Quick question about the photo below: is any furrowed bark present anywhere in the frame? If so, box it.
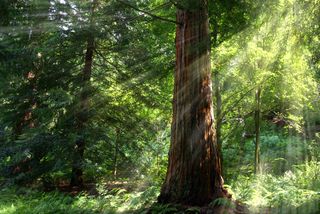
[158,0,228,206]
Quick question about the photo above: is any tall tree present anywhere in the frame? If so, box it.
[209,0,258,173]
[70,0,97,187]
[158,0,227,206]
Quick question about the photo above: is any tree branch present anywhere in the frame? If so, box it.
[117,0,181,25]
[218,76,273,124]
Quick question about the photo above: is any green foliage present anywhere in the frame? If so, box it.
[229,161,320,213]
[0,187,97,214]
[185,207,201,214]
[223,127,319,180]
[0,0,320,212]
[148,204,178,214]
[0,0,173,184]
[210,198,236,209]
[0,184,161,214]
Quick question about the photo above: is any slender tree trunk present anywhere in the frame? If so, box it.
[12,52,42,176]
[254,86,261,174]
[158,0,228,206]
[70,33,95,188]
[113,128,120,179]
[11,70,38,177]
[239,133,245,166]
[212,17,224,174]
[214,70,223,172]
[70,0,97,188]
[14,71,37,136]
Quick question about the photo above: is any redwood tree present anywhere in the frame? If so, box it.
[158,0,227,206]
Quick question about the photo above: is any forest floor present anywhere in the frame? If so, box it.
[1,176,320,214]
[0,180,159,214]
[0,184,246,214]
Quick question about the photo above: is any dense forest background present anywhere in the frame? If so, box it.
[0,0,319,213]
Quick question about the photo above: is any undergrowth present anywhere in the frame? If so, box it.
[230,161,320,213]
[0,184,159,214]
[1,161,319,214]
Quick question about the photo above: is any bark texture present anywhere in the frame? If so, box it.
[158,0,227,206]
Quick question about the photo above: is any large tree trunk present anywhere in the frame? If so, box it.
[158,0,227,206]
[70,35,94,187]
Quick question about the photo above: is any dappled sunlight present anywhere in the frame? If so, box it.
[0,0,319,213]
[210,0,320,212]
[230,162,320,213]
